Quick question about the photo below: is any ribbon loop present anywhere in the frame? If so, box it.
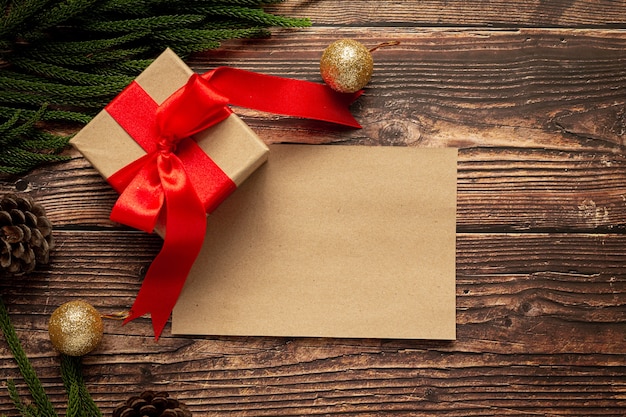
[156,74,232,140]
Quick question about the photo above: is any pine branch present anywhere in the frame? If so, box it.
[27,0,101,39]
[0,106,92,124]
[0,297,58,417]
[82,14,206,33]
[20,46,152,66]
[34,31,148,55]
[7,380,38,417]
[191,5,311,27]
[0,0,311,174]
[0,105,45,146]
[91,0,171,15]
[60,355,102,417]
[97,59,153,75]
[11,58,134,86]
[0,0,50,38]
[0,77,128,100]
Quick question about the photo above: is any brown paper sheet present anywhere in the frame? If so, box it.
[172,144,457,340]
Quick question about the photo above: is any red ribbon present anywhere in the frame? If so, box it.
[105,67,362,339]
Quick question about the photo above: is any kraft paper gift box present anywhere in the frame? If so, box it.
[70,49,269,338]
[70,48,269,207]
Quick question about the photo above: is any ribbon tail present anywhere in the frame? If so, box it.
[123,232,205,339]
[204,67,363,128]
[123,154,207,340]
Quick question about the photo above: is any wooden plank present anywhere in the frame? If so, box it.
[0,28,619,160]
[0,28,621,232]
[266,0,626,28]
[4,145,625,233]
[457,148,626,232]
[0,9,624,416]
[187,28,626,152]
[0,231,624,415]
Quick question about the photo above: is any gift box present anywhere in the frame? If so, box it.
[70,49,269,338]
[71,48,269,212]
[70,48,362,339]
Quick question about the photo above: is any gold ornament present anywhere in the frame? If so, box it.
[320,39,374,93]
[48,300,103,356]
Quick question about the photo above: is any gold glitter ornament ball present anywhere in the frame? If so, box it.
[48,300,103,356]
[320,39,374,93]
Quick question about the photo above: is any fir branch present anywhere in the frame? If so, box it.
[21,132,72,151]
[21,46,151,66]
[152,27,270,54]
[0,109,22,137]
[0,77,127,100]
[0,106,72,175]
[0,0,50,38]
[96,59,153,75]
[34,31,148,55]
[26,0,101,38]
[60,355,102,417]
[0,106,92,124]
[0,68,45,83]
[155,40,221,55]
[7,379,36,417]
[191,5,311,27]
[192,18,257,30]
[0,147,69,174]
[91,0,168,15]
[0,91,109,108]
[82,14,205,32]
[10,58,134,86]
[0,0,311,174]
[66,384,81,417]
[153,27,268,43]
[0,297,58,417]
[206,0,284,5]
[0,105,45,145]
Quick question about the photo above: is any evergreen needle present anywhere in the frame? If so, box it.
[0,297,58,417]
[0,0,311,174]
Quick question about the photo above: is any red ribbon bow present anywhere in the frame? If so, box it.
[105,67,362,339]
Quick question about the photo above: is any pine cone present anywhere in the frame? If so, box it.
[0,193,53,276]
[112,391,192,417]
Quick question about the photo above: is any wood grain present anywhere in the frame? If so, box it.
[266,0,626,28]
[1,1,625,416]
[12,141,626,234]
[0,232,624,415]
[188,28,626,152]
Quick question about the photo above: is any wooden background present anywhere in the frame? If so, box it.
[1,0,626,415]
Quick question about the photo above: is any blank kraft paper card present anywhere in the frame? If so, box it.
[172,144,457,340]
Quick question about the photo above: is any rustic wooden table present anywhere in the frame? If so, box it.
[1,1,625,415]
